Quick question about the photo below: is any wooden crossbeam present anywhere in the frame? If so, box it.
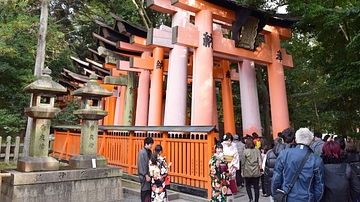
[171,0,235,24]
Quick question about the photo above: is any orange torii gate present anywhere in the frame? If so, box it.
[149,0,294,138]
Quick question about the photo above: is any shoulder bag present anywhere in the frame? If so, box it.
[273,149,311,202]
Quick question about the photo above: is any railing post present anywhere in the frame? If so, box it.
[98,130,106,156]
[207,130,215,200]
[13,136,20,163]
[58,129,69,161]
[5,136,11,165]
[128,130,134,175]
[163,131,168,157]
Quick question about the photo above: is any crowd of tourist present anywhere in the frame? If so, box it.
[209,128,360,202]
[136,128,360,202]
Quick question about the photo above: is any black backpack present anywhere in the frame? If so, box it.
[321,163,350,202]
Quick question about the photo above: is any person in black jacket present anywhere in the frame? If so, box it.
[263,127,296,199]
[321,141,360,202]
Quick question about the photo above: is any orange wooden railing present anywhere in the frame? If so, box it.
[52,125,216,199]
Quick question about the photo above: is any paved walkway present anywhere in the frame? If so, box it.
[119,183,272,202]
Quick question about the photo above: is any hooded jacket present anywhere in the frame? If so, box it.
[321,163,360,202]
[264,142,296,196]
[310,139,324,156]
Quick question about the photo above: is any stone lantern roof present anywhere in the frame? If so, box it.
[72,74,113,97]
[23,67,67,94]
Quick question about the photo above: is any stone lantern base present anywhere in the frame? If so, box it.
[1,166,123,202]
[69,154,108,169]
[17,156,59,172]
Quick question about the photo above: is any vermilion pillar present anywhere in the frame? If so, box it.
[191,10,214,125]
[266,31,290,137]
[148,47,164,126]
[239,59,262,136]
[115,86,126,125]
[221,60,236,134]
[107,96,116,125]
[103,97,111,125]
[135,52,151,126]
[164,11,189,126]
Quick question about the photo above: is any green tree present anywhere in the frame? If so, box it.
[285,0,360,138]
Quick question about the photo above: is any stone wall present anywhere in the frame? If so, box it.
[1,166,123,202]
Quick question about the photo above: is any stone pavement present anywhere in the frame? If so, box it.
[120,179,271,202]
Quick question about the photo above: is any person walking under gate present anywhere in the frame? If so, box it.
[242,138,262,202]
[233,134,245,189]
[222,133,239,202]
[272,128,324,202]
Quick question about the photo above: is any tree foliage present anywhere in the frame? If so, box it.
[1,0,360,140]
[285,0,360,138]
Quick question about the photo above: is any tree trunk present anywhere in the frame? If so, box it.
[23,0,49,156]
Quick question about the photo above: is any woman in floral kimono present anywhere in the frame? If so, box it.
[149,145,171,202]
[209,143,229,202]
[222,132,239,202]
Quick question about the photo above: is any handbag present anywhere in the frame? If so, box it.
[273,149,311,202]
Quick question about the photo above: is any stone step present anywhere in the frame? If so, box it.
[121,179,208,202]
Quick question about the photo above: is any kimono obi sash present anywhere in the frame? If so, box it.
[224,155,233,164]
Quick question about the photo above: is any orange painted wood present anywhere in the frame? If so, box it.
[212,29,273,64]
[130,57,154,70]
[53,129,215,199]
[111,68,128,76]
[103,97,111,125]
[265,31,291,138]
[172,25,199,48]
[128,131,134,175]
[148,47,165,126]
[174,141,179,183]
[221,60,236,134]
[148,0,178,14]
[104,63,116,69]
[130,35,147,46]
[171,0,235,24]
[280,48,294,68]
[117,41,153,53]
[117,86,126,125]
[108,97,116,125]
[263,25,292,40]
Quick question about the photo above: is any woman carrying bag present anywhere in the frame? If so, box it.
[241,137,262,202]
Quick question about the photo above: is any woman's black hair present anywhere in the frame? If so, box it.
[150,144,163,164]
[223,132,233,141]
[215,142,223,150]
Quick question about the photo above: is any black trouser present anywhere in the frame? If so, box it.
[141,190,151,202]
[245,177,260,202]
[236,161,244,186]
[260,174,266,194]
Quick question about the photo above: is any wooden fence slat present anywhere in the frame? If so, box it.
[52,126,216,200]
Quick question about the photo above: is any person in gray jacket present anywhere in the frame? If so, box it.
[310,131,324,156]
[233,134,245,188]
[138,137,154,202]
[242,138,262,202]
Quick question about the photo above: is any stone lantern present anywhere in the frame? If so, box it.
[69,74,113,169]
[18,67,67,172]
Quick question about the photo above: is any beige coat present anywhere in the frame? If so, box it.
[241,148,262,178]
